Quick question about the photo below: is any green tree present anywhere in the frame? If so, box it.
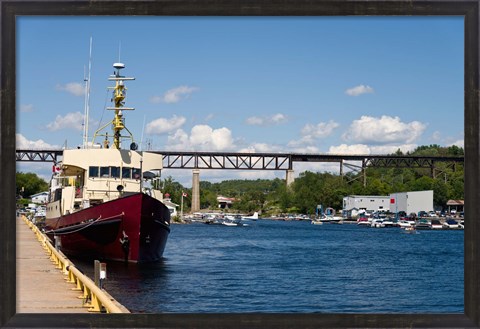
[16,172,49,198]
[410,176,434,191]
[432,178,448,208]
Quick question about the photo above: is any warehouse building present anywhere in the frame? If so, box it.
[343,190,434,218]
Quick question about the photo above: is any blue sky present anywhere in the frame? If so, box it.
[16,16,464,186]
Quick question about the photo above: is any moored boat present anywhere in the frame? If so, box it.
[415,218,432,230]
[356,216,371,226]
[44,62,170,263]
[443,218,460,229]
[430,219,443,229]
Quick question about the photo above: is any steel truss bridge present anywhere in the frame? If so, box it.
[16,149,464,177]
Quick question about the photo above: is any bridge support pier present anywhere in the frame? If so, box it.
[191,169,200,213]
[286,169,295,186]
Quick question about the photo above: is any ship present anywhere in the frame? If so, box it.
[44,62,170,263]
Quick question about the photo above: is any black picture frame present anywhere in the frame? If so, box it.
[2,1,479,327]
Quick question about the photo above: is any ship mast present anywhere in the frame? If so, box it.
[82,37,93,148]
[92,62,136,149]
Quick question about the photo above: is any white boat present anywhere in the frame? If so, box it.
[222,220,239,226]
[382,217,395,227]
[443,219,459,229]
[318,215,343,223]
[356,217,371,226]
[311,220,323,225]
[397,220,413,228]
[415,219,432,230]
[370,218,385,228]
[431,219,443,229]
[402,226,419,234]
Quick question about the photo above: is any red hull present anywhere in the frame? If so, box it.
[45,193,170,263]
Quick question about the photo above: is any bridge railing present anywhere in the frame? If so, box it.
[21,215,129,313]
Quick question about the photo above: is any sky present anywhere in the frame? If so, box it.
[16,16,464,187]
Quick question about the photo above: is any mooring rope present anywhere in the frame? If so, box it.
[48,213,124,235]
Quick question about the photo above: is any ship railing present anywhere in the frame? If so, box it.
[21,215,130,313]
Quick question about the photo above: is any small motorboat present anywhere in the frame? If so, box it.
[402,226,419,234]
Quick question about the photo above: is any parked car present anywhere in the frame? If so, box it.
[418,211,428,218]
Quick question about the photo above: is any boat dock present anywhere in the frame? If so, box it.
[16,215,129,313]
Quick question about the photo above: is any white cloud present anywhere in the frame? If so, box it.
[165,124,235,151]
[166,129,189,149]
[210,127,234,150]
[245,116,264,125]
[288,145,321,154]
[370,144,417,154]
[328,144,371,155]
[205,113,215,122]
[236,171,277,180]
[238,143,284,153]
[20,104,34,112]
[286,120,339,151]
[189,125,233,151]
[45,111,85,132]
[150,86,198,104]
[145,115,186,135]
[16,133,58,149]
[294,162,342,175]
[447,139,464,148]
[342,115,426,144]
[431,131,442,141]
[245,113,288,126]
[345,84,374,96]
[287,136,315,148]
[301,120,339,139]
[56,82,85,96]
[328,143,417,155]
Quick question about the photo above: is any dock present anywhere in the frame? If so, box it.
[16,216,90,313]
[16,216,129,313]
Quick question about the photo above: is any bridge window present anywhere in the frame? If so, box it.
[122,167,132,179]
[110,166,120,178]
[132,168,141,179]
[100,166,110,178]
[89,166,99,178]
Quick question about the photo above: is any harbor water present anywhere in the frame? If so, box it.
[72,219,464,313]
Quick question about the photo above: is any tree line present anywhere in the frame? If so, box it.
[17,144,464,216]
[184,144,465,215]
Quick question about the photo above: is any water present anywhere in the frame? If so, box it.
[73,220,464,313]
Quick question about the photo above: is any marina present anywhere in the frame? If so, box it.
[68,218,464,314]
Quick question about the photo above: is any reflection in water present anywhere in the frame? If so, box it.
[71,257,172,313]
